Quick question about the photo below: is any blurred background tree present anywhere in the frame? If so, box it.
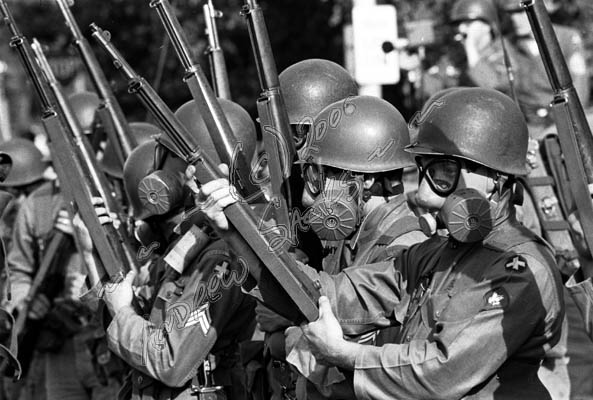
[0,0,591,136]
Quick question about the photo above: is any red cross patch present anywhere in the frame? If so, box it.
[505,256,527,272]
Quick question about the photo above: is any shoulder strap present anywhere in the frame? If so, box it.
[375,215,421,246]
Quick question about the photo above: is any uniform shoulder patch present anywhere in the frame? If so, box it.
[505,255,527,272]
[184,303,211,336]
[483,288,509,310]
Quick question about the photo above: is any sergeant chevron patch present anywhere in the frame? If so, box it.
[185,303,211,335]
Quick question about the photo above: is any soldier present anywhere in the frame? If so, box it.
[502,3,593,399]
[0,138,49,400]
[279,58,360,269]
[198,87,565,399]
[257,95,426,399]
[449,0,524,96]
[82,100,259,400]
[298,95,425,272]
[0,138,49,249]
[0,150,22,381]
[279,59,358,151]
[502,0,589,128]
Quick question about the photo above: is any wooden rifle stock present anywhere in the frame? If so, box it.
[91,25,320,322]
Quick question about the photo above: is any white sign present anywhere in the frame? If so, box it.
[352,5,399,85]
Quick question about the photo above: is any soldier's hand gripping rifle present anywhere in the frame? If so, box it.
[0,0,134,289]
[241,0,295,232]
[204,0,231,100]
[91,24,320,322]
[522,0,593,278]
[54,0,136,173]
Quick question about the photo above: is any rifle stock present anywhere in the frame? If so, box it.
[204,0,231,100]
[91,24,320,322]
[522,0,593,271]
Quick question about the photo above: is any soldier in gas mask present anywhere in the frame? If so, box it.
[197,87,564,399]
[87,99,258,400]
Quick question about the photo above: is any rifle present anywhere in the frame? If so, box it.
[203,0,231,100]
[91,24,320,322]
[241,0,295,232]
[0,0,133,287]
[522,0,593,277]
[31,39,139,279]
[53,0,136,172]
[148,0,261,204]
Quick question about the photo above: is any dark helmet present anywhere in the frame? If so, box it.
[301,95,413,173]
[0,138,48,187]
[450,0,499,25]
[279,59,358,125]
[174,98,257,165]
[406,87,529,176]
[68,91,100,135]
[123,140,187,220]
[101,122,162,179]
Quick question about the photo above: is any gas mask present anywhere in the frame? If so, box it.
[416,157,506,243]
[427,188,495,243]
[136,141,189,219]
[304,164,364,241]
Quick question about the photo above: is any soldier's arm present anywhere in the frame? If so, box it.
[6,196,38,310]
[565,272,593,340]
[339,253,562,399]
[106,251,253,388]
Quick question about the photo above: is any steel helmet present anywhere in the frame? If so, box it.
[174,98,257,166]
[301,95,413,173]
[279,59,358,125]
[67,91,101,135]
[123,140,187,220]
[450,0,499,25]
[0,138,48,187]
[101,122,162,179]
[406,87,529,175]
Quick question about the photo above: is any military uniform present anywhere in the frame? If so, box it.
[107,227,256,400]
[566,274,593,341]
[8,181,120,400]
[513,24,589,131]
[321,197,426,274]
[287,202,564,399]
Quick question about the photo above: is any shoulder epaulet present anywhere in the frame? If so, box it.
[483,222,552,254]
